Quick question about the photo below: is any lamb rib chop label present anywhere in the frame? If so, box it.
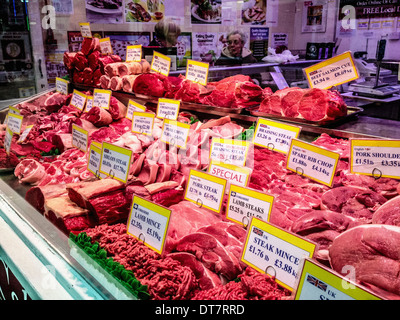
[226,184,274,227]
[253,118,301,154]
[99,142,133,183]
[156,98,180,120]
[126,45,142,62]
[84,95,93,113]
[7,112,23,135]
[241,217,316,292]
[79,22,92,38]
[294,257,382,300]
[126,195,171,256]
[208,160,252,191]
[131,111,155,136]
[303,51,359,90]
[55,77,69,95]
[99,37,113,55]
[71,124,89,153]
[70,89,87,111]
[151,51,171,77]
[184,169,227,213]
[4,127,12,155]
[209,138,251,167]
[87,141,107,179]
[350,139,400,180]
[93,89,111,110]
[185,59,209,86]
[287,139,340,187]
[126,99,146,120]
[18,125,33,143]
[160,119,190,149]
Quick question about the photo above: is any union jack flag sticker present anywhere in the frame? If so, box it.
[306,274,327,292]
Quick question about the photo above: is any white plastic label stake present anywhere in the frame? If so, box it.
[151,51,171,76]
[79,22,92,38]
[160,119,191,149]
[71,124,89,152]
[131,112,154,136]
[7,113,23,135]
[126,45,142,62]
[186,59,209,86]
[99,142,133,183]
[93,89,111,110]
[56,77,69,95]
[70,90,87,111]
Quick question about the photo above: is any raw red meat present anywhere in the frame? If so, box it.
[52,133,73,153]
[73,52,88,71]
[88,50,101,70]
[99,75,111,89]
[63,52,77,70]
[108,96,127,120]
[85,107,113,127]
[0,149,20,168]
[174,79,213,104]
[372,195,400,226]
[259,87,299,115]
[14,159,46,184]
[81,37,100,56]
[121,75,139,92]
[133,73,168,97]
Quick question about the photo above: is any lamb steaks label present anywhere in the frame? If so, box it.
[70,90,87,111]
[210,138,251,167]
[208,160,251,190]
[241,217,316,291]
[100,142,133,183]
[151,51,171,77]
[127,196,171,256]
[131,112,154,136]
[4,127,12,155]
[99,37,113,55]
[79,22,92,38]
[185,169,227,213]
[294,258,382,300]
[185,59,209,86]
[7,113,23,135]
[87,141,107,179]
[226,184,274,227]
[253,118,301,154]
[71,124,88,152]
[55,77,69,95]
[350,139,400,180]
[126,99,146,120]
[85,96,93,113]
[126,45,142,62]
[156,98,180,120]
[287,139,340,187]
[303,51,359,89]
[93,89,111,110]
[160,119,191,149]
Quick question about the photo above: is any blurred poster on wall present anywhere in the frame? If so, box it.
[176,33,192,68]
[250,27,269,60]
[104,32,151,60]
[52,0,74,15]
[301,0,327,33]
[191,0,222,25]
[192,32,224,65]
[241,0,266,25]
[85,0,123,24]
[125,0,184,24]
[271,32,288,49]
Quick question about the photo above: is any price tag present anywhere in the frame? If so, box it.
[99,142,133,183]
[185,59,209,86]
[126,45,142,62]
[70,90,87,111]
[294,258,382,300]
[72,124,89,152]
[350,139,400,179]
[85,95,93,113]
[79,22,92,38]
[156,98,180,120]
[241,217,316,291]
[3,114,8,125]
[126,196,171,255]
[8,106,20,115]
[287,139,340,187]
[184,169,227,213]
[210,138,251,167]
[226,184,274,227]
[99,37,113,55]
[151,51,171,76]
[160,119,191,149]
[131,112,155,136]
[4,127,12,155]
[56,77,69,95]
[93,89,111,110]
[303,51,359,89]
[7,113,23,135]
[208,160,252,190]
[253,118,301,154]
[18,125,33,143]
[87,141,106,179]
[126,99,146,120]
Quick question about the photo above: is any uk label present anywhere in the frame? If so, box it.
[127,196,171,255]
[126,99,146,120]
[160,119,190,149]
[4,127,12,155]
[18,125,33,143]
[210,138,250,167]
[100,37,113,55]
[87,141,106,178]
[253,118,301,154]
[184,169,227,213]
[85,95,93,113]
[131,112,154,136]
[56,77,69,95]
[241,218,316,291]
[350,139,400,179]
[126,45,142,62]
[287,139,340,187]
[156,98,180,120]
[151,51,171,76]
[186,59,209,86]
[71,124,89,152]
[226,185,274,227]
[100,142,133,183]
[93,89,111,110]
[70,90,87,111]
[208,160,251,189]
[7,113,23,134]
[79,22,92,38]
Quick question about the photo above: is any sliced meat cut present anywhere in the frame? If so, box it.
[110,76,123,91]
[372,195,400,226]
[121,75,139,92]
[25,184,68,214]
[14,159,46,184]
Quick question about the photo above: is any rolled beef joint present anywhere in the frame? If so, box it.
[122,75,139,92]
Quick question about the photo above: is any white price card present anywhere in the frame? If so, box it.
[126,45,142,62]
[184,169,227,213]
[127,196,171,255]
[253,118,301,154]
[93,89,111,110]
[56,77,69,95]
[85,95,93,113]
[210,138,251,167]
[131,112,155,136]
[7,113,23,135]
[71,124,89,152]
[350,139,400,180]
[100,37,113,55]
[226,184,274,227]
[156,98,180,120]
[160,119,191,149]
[126,99,146,120]
[241,217,316,291]
[87,141,106,179]
[79,22,92,38]
[208,160,251,190]
[287,139,340,187]
[151,51,171,76]
[99,142,133,183]
[70,90,87,111]
[18,125,33,143]
[185,59,209,86]
[303,51,359,89]
[4,127,12,155]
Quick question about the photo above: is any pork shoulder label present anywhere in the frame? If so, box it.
[160,119,190,149]
[87,141,107,179]
[100,142,133,183]
[185,59,209,86]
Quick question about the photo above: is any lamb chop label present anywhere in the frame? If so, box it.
[70,89,87,111]
[241,217,316,291]
[287,139,340,187]
[209,138,250,167]
[184,169,227,213]
[151,51,171,76]
[84,96,93,113]
[253,118,301,154]
[160,119,190,149]
[226,184,274,227]
[71,124,88,153]
[156,98,180,120]
[7,112,23,135]
[126,195,171,256]
[131,111,154,136]
[93,89,111,110]
[4,127,12,155]
[126,45,142,62]
[18,125,33,143]
[126,99,146,120]
[294,258,382,300]
[185,59,209,86]
[79,22,92,38]
[303,51,359,90]
[55,77,69,95]
[99,37,113,55]
[99,142,133,183]
[350,139,400,180]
